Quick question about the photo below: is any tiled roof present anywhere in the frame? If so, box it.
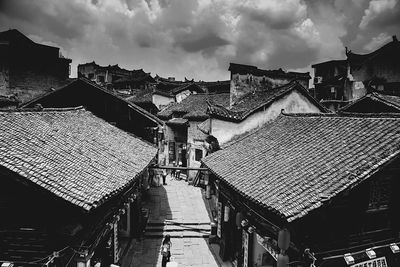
[125,88,153,103]
[166,118,189,126]
[340,92,400,113]
[202,113,400,222]
[171,83,204,95]
[208,81,328,121]
[154,82,204,97]
[0,107,157,211]
[22,78,164,125]
[158,93,230,120]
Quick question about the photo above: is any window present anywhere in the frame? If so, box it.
[88,73,95,79]
[98,75,105,83]
[195,149,203,161]
[367,177,390,212]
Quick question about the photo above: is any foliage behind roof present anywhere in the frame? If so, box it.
[0,107,157,211]
[202,113,400,222]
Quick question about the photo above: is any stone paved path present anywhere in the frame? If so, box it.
[122,174,227,267]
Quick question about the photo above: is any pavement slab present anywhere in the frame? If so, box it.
[121,175,231,267]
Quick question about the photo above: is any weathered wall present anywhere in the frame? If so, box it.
[212,91,322,145]
[8,70,69,103]
[153,94,174,110]
[230,73,308,107]
[0,69,8,94]
[351,54,400,83]
[78,64,97,80]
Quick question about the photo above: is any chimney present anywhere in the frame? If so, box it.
[393,35,398,42]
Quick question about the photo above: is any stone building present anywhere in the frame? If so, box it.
[0,29,72,103]
[228,63,311,107]
[200,80,328,145]
[77,61,153,91]
[312,35,400,111]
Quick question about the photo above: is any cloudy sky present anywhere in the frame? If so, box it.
[1,0,399,81]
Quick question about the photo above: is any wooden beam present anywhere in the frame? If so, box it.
[149,166,209,171]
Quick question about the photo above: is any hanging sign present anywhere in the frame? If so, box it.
[217,202,222,238]
[113,222,119,263]
[351,256,387,267]
[224,205,230,222]
[243,230,249,267]
[256,233,279,261]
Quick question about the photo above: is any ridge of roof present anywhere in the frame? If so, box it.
[340,92,400,113]
[21,77,163,125]
[284,111,400,118]
[157,92,230,120]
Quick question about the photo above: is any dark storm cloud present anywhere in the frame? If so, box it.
[178,33,229,54]
[0,0,94,40]
[237,1,306,30]
[0,0,399,80]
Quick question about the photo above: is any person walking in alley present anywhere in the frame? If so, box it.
[175,160,182,180]
[162,168,167,185]
[161,234,172,267]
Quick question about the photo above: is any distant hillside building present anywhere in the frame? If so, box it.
[0,29,72,103]
[228,63,311,108]
[312,35,400,111]
[77,61,154,91]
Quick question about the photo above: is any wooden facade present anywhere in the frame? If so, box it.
[0,166,148,266]
[206,158,400,267]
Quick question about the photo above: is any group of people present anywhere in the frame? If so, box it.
[161,160,182,185]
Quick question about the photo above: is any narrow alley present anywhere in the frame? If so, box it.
[121,174,227,267]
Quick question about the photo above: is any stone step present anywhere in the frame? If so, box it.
[144,231,209,238]
[146,224,211,232]
[147,221,211,226]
